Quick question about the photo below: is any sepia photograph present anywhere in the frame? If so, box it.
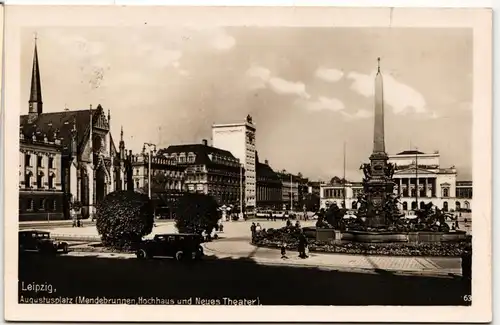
[3,5,492,323]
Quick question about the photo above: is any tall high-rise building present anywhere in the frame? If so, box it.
[212,115,256,214]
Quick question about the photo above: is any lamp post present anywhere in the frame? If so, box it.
[143,142,157,199]
[290,173,293,212]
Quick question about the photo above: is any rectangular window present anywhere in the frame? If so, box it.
[25,154,31,167]
[48,157,54,169]
[37,156,43,167]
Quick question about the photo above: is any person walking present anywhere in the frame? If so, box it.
[281,242,288,259]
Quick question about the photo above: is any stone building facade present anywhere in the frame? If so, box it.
[19,40,130,221]
[255,156,282,210]
[158,140,244,208]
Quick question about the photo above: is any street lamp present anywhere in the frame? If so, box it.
[239,161,243,220]
[144,142,157,199]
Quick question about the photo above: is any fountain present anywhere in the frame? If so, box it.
[320,58,467,244]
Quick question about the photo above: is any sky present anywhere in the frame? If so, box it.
[20,27,472,181]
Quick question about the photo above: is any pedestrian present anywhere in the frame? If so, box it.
[256,223,262,232]
[269,211,273,221]
[281,242,288,259]
[219,223,224,232]
[298,232,309,259]
[455,220,460,229]
[76,218,81,227]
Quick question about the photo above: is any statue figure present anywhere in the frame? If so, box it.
[360,163,371,179]
[385,163,395,179]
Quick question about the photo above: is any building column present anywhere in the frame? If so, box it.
[87,164,94,217]
[398,178,402,196]
[424,178,429,198]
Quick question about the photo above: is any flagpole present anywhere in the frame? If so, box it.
[343,141,346,208]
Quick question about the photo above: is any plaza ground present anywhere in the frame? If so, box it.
[18,219,471,305]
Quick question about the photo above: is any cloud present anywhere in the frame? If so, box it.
[305,96,345,112]
[347,71,428,115]
[246,66,309,98]
[341,109,373,120]
[212,30,236,51]
[315,68,344,82]
[268,77,310,99]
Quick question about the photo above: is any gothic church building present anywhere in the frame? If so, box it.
[19,40,131,221]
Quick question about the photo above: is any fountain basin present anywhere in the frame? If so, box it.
[316,228,467,243]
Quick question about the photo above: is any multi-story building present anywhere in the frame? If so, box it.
[277,171,308,211]
[130,147,185,191]
[158,140,244,208]
[212,115,256,214]
[307,181,322,196]
[320,150,473,212]
[255,155,282,210]
[19,40,129,221]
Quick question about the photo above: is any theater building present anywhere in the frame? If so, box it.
[320,151,473,212]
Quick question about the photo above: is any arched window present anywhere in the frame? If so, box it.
[411,201,417,210]
[465,201,470,210]
[402,201,408,210]
[420,201,425,209]
[136,181,139,189]
[456,201,461,211]
[410,188,416,197]
[443,201,448,211]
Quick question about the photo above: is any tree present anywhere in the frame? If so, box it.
[175,193,220,236]
[304,193,320,212]
[95,191,154,250]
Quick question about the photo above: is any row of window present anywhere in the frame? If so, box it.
[24,154,55,169]
[23,174,56,189]
[20,198,58,212]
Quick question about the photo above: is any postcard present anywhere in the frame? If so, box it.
[3,5,492,323]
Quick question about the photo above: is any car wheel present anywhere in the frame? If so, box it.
[175,251,184,261]
[136,249,148,259]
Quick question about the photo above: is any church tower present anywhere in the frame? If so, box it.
[28,35,43,123]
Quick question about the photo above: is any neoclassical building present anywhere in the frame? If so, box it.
[19,40,130,221]
[320,150,472,213]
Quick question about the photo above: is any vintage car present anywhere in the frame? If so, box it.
[136,233,204,261]
[19,230,69,254]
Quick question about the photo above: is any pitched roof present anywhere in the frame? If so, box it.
[396,150,425,155]
[159,144,238,166]
[257,162,280,181]
[21,108,97,150]
[29,42,42,106]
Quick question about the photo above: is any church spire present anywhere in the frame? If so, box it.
[29,34,43,118]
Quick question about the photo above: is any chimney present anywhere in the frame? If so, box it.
[265,159,269,165]
[202,139,208,146]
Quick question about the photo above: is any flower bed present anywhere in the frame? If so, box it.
[253,227,471,257]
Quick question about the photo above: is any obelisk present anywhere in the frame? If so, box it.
[373,57,385,154]
[364,57,393,228]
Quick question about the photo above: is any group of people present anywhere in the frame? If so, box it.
[281,231,309,259]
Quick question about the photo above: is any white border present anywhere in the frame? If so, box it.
[2,5,492,323]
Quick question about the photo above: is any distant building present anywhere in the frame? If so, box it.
[212,115,256,214]
[255,156,282,210]
[277,171,308,211]
[320,151,473,212]
[159,140,244,208]
[19,40,129,221]
[307,181,321,196]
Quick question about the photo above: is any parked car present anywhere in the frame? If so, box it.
[19,230,69,254]
[136,233,204,261]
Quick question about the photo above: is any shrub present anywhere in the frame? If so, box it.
[175,193,220,236]
[95,191,154,250]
